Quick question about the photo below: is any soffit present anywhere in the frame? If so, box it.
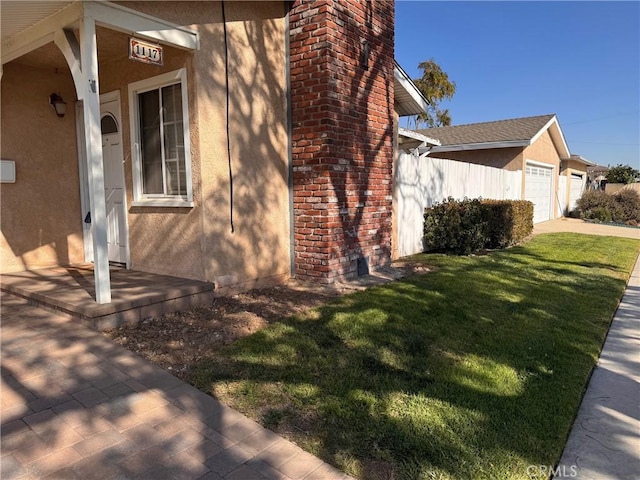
[10,27,130,71]
[1,1,74,41]
[394,61,429,117]
[3,1,198,68]
[395,77,423,116]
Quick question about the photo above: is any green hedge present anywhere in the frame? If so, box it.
[423,198,534,254]
[483,199,534,249]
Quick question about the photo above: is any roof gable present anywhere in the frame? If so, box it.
[418,114,554,145]
[417,114,571,159]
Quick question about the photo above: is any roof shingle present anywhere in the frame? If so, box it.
[417,114,556,146]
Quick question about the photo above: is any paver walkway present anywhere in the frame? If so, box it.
[554,255,640,479]
[0,291,352,480]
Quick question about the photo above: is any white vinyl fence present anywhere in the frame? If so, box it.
[557,175,567,217]
[395,152,522,258]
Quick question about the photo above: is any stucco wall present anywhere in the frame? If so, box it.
[196,2,290,290]
[1,63,85,273]
[108,1,290,288]
[431,147,523,171]
[522,130,561,170]
[606,183,640,195]
[561,159,588,210]
[2,1,291,291]
[97,32,204,281]
[559,166,587,214]
[522,129,562,220]
[561,159,587,176]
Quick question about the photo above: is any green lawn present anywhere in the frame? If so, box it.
[190,233,640,480]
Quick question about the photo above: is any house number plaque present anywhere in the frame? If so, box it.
[129,38,163,66]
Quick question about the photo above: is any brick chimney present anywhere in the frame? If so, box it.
[289,0,395,282]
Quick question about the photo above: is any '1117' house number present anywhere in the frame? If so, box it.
[129,38,163,66]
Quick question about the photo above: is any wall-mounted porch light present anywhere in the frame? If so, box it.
[49,93,66,118]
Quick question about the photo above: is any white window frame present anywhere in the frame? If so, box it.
[129,68,194,207]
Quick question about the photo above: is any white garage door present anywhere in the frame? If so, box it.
[569,173,584,212]
[525,164,553,223]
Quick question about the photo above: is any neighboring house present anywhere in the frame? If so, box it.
[418,114,572,224]
[393,128,523,258]
[1,0,426,304]
[587,165,609,189]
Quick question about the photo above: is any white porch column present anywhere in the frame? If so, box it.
[80,16,111,304]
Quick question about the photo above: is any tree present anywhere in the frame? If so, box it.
[411,59,456,129]
[606,164,640,184]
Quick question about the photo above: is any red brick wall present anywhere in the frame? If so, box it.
[289,0,395,282]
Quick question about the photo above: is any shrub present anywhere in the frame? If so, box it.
[576,188,640,224]
[423,198,534,254]
[513,201,535,241]
[423,197,488,255]
[482,200,533,248]
[613,189,640,223]
[576,189,609,213]
[589,206,613,223]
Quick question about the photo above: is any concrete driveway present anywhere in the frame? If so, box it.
[533,218,639,239]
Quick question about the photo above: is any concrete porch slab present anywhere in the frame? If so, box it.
[0,265,215,330]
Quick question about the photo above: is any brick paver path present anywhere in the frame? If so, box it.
[0,292,351,479]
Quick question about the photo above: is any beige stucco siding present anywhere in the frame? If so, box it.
[191,1,291,289]
[522,129,562,220]
[98,33,204,281]
[561,159,587,175]
[1,63,85,273]
[433,147,523,171]
[560,160,588,212]
[107,1,290,288]
[1,1,291,291]
[606,183,640,194]
[523,130,561,170]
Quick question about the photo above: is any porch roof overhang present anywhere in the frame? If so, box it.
[394,60,429,117]
[1,1,199,305]
[1,0,199,66]
[568,154,596,167]
[398,127,440,154]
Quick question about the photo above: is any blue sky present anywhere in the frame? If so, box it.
[395,1,640,169]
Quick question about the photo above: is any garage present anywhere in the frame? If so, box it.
[525,163,554,223]
[568,173,585,212]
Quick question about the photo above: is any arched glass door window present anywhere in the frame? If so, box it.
[101,114,118,135]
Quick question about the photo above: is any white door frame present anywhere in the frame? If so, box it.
[77,90,130,268]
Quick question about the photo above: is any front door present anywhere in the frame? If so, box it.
[100,95,128,264]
